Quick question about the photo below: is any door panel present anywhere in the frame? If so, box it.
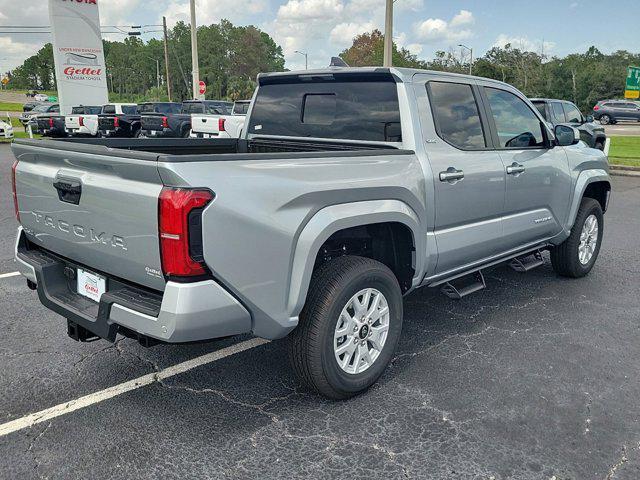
[415,77,506,274]
[480,86,572,249]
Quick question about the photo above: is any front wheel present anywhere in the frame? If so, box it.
[551,198,604,278]
[288,256,403,399]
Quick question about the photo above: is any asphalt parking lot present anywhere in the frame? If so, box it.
[603,123,640,137]
[1,143,640,480]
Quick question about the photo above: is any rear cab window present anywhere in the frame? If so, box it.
[121,105,138,115]
[103,105,115,114]
[247,72,402,142]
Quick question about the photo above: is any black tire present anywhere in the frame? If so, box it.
[182,127,191,138]
[133,128,142,138]
[599,114,611,125]
[551,198,604,278]
[594,139,605,151]
[288,256,403,400]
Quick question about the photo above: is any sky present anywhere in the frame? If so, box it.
[0,0,639,73]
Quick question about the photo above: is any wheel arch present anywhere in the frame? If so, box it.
[565,170,611,233]
[286,200,424,319]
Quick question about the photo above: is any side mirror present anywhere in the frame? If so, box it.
[555,125,580,147]
[585,115,594,123]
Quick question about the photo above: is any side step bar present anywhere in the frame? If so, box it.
[509,251,544,273]
[441,271,486,300]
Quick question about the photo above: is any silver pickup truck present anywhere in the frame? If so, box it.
[11,68,611,399]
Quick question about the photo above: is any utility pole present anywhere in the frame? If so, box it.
[163,16,172,101]
[383,0,393,67]
[189,0,200,100]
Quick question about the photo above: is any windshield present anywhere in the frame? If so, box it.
[248,74,402,142]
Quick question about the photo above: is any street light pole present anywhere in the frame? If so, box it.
[458,44,473,75]
[294,50,308,70]
[189,0,200,99]
[383,0,393,67]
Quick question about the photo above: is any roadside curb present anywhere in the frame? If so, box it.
[610,164,640,177]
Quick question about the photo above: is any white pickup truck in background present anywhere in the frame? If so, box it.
[65,105,103,137]
[190,100,250,138]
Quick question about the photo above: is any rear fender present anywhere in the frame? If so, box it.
[287,200,423,319]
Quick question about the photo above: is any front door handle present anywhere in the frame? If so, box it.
[439,168,464,183]
[506,163,526,175]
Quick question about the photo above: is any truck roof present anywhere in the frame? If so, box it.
[257,67,516,90]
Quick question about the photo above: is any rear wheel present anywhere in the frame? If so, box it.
[551,198,603,278]
[599,115,611,125]
[182,127,191,138]
[288,256,403,399]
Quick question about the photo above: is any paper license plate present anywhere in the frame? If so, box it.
[77,268,106,303]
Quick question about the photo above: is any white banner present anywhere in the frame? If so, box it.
[49,0,109,115]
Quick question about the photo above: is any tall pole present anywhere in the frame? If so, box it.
[383,0,393,67]
[155,59,160,89]
[162,16,172,101]
[469,48,473,76]
[189,0,200,100]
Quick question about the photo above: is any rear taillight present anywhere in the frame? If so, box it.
[161,116,169,128]
[218,118,226,131]
[49,118,54,128]
[113,116,120,127]
[158,187,214,278]
[79,116,84,127]
[11,160,19,222]
[593,106,600,111]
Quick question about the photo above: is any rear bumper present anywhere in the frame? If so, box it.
[142,128,178,138]
[15,227,252,343]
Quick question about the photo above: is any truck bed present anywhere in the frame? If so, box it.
[28,137,403,158]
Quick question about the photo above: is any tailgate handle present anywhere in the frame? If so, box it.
[53,178,82,205]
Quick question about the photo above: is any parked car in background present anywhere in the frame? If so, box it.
[0,118,13,139]
[37,113,67,138]
[19,103,60,128]
[11,67,611,399]
[138,102,183,137]
[191,100,250,139]
[22,101,41,113]
[531,98,606,150]
[593,100,640,125]
[65,105,103,137]
[97,103,139,137]
[141,100,233,138]
[34,93,49,102]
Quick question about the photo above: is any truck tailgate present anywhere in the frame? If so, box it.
[12,141,166,291]
[191,114,221,135]
[65,115,82,129]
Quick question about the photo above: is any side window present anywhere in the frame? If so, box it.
[563,103,583,123]
[427,81,486,150]
[551,102,566,122]
[484,88,545,149]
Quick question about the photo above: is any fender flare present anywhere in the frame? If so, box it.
[564,168,610,234]
[286,199,424,320]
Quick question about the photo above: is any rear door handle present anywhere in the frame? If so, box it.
[439,168,464,183]
[506,163,526,175]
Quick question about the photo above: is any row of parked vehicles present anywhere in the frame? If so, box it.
[19,99,251,140]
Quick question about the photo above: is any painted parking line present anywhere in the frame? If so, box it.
[0,272,20,280]
[0,337,270,438]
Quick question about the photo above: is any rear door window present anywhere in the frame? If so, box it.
[247,73,402,142]
[484,87,545,149]
[551,102,566,122]
[427,81,486,150]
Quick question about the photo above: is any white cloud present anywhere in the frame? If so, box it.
[277,0,344,21]
[161,0,267,28]
[330,21,376,45]
[413,10,474,43]
[450,10,474,27]
[494,34,556,53]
